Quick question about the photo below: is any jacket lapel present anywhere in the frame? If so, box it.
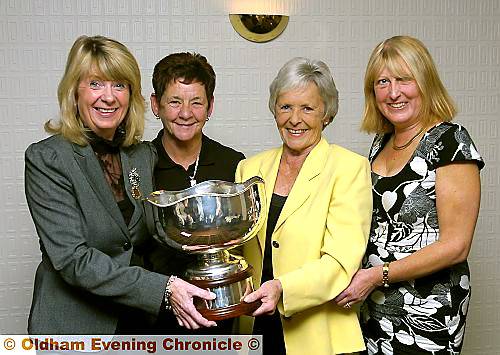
[120,149,143,230]
[274,138,329,233]
[72,143,130,238]
[256,147,282,251]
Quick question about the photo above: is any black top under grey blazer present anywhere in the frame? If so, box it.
[25,134,168,334]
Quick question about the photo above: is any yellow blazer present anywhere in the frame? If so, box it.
[236,138,372,355]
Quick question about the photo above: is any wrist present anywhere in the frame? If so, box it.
[370,266,384,287]
[273,278,283,292]
[163,276,177,312]
[382,262,390,288]
[271,279,284,302]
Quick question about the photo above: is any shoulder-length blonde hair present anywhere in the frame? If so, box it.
[46,35,145,146]
[361,35,457,134]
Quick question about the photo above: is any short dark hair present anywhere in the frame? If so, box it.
[152,52,216,104]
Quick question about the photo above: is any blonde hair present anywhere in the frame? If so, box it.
[46,35,145,146]
[361,35,457,134]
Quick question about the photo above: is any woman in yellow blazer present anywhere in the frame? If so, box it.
[236,57,373,355]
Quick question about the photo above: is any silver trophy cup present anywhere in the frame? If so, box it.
[144,176,266,320]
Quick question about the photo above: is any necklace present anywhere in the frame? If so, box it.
[188,155,200,186]
[392,127,425,150]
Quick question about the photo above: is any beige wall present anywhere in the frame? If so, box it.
[1,0,498,352]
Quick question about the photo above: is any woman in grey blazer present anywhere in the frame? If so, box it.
[25,35,216,334]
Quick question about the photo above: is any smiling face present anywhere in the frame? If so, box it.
[151,79,213,145]
[77,75,130,140]
[374,67,422,130]
[275,82,328,156]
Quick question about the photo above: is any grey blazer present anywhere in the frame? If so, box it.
[25,134,168,334]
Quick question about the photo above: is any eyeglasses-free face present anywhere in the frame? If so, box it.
[151,79,213,145]
[374,67,422,130]
[274,82,328,157]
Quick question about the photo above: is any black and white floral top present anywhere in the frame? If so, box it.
[361,122,484,355]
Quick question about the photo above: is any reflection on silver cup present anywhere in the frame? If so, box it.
[144,176,266,320]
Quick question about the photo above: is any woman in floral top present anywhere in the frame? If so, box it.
[334,36,484,354]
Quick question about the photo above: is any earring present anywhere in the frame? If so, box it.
[323,117,333,127]
[153,113,159,119]
[206,116,210,122]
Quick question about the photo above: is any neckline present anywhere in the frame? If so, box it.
[162,133,202,169]
[271,193,287,207]
[87,125,125,154]
[154,131,215,169]
[371,122,442,178]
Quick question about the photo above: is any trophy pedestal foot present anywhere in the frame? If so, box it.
[197,300,261,321]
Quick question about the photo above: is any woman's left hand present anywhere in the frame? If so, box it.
[243,279,283,316]
[334,267,380,309]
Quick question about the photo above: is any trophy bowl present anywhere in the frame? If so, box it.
[145,176,266,320]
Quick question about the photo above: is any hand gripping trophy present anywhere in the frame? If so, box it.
[144,176,266,320]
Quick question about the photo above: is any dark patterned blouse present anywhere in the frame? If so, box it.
[361,122,484,355]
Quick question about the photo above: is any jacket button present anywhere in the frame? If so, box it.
[123,242,132,251]
[272,241,279,248]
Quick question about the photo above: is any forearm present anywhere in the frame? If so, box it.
[278,251,362,316]
[380,238,472,285]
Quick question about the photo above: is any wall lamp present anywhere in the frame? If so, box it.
[229,14,289,43]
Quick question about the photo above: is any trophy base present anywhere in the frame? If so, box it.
[197,300,260,321]
[186,251,261,321]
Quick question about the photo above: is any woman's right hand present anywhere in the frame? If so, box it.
[243,279,283,316]
[169,278,217,329]
[334,267,381,308]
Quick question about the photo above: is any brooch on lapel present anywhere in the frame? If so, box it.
[128,168,142,199]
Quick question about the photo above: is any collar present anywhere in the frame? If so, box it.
[153,129,216,169]
[87,125,125,154]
